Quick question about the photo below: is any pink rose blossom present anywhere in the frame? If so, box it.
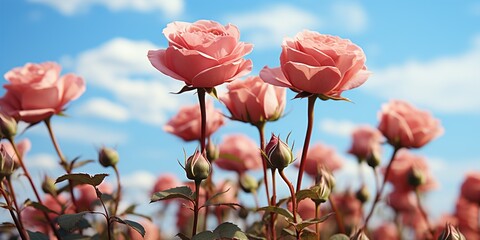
[75,182,112,212]
[348,125,383,161]
[0,62,85,123]
[372,223,400,240]
[385,149,438,192]
[387,190,417,213]
[148,20,253,88]
[378,100,443,148]
[152,173,181,194]
[455,197,480,239]
[297,142,344,177]
[0,139,30,164]
[260,30,370,98]
[460,171,480,204]
[220,76,286,124]
[164,100,224,141]
[129,220,160,240]
[215,134,262,173]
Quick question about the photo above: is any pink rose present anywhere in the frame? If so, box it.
[152,173,181,194]
[372,223,399,240]
[75,182,112,212]
[260,30,370,98]
[215,134,262,173]
[387,190,417,212]
[378,100,443,148]
[129,220,160,240]
[0,62,85,123]
[460,172,480,204]
[348,125,383,161]
[148,20,253,88]
[385,149,438,192]
[297,142,344,177]
[455,197,480,238]
[164,100,224,141]
[1,139,31,164]
[220,76,286,124]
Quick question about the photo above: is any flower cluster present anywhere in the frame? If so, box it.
[0,19,476,240]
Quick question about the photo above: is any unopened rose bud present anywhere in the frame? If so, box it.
[265,134,293,171]
[238,207,249,219]
[0,146,15,180]
[351,230,370,240]
[0,113,17,139]
[239,174,259,193]
[311,174,331,204]
[98,147,119,168]
[355,185,370,204]
[408,167,426,188]
[185,150,211,182]
[42,175,57,197]
[366,151,381,168]
[437,223,466,240]
[206,141,219,162]
[316,167,336,190]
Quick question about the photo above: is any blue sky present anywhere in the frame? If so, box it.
[1,0,480,225]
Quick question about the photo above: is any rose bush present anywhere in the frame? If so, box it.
[148,20,253,88]
[0,62,85,123]
[260,30,370,98]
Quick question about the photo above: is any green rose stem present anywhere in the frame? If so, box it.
[296,96,317,192]
[315,202,321,240]
[44,118,79,211]
[0,182,28,240]
[192,179,202,236]
[7,137,61,239]
[279,170,299,239]
[361,146,401,231]
[112,166,122,217]
[415,188,434,237]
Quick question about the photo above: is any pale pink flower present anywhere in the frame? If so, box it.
[220,76,286,125]
[164,100,224,141]
[372,223,400,240]
[260,30,370,98]
[215,134,262,173]
[460,171,480,204]
[129,219,161,240]
[0,62,85,123]
[378,100,443,148]
[297,142,344,177]
[348,125,383,161]
[148,20,253,88]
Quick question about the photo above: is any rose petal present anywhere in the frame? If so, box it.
[283,62,342,94]
[191,59,251,88]
[148,49,188,82]
[59,74,86,108]
[281,45,321,67]
[18,108,55,123]
[259,67,292,89]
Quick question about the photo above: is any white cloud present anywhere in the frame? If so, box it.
[72,38,193,126]
[226,4,321,49]
[330,2,368,33]
[319,118,357,138]
[26,153,58,170]
[29,0,183,16]
[365,35,480,113]
[121,170,156,190]
[76,98,129,122]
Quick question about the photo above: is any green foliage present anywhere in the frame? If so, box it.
[150,186,195,203]
[55,173,108,187]
[257,206,294,221]
[192,222,248,240]
[113,217,146,238]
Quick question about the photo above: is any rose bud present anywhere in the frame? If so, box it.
[265,134,294,171]
[408,167,426,188]
[41,175,57,197]
[437,223,466,240]
[98,147,119,168]
[185,150,211,182]
[355,184,370,204]
[239,174,259,193]
[0,113,17,139]
[206,141,219,162]
[311,174,331,204]
[0,146,15,180]
[351,230,370,240]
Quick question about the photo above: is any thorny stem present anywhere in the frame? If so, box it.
[279,170,299,239]
[98,186,112,240]
[329,195,346,234]
[197,88,207,153]
[415,189,434,238]
[44,118,79,211]
[7,137,61,239]
[296,96,317,192]
[0,182,28,240]
[192,180,202,237]
[362,147,401,231]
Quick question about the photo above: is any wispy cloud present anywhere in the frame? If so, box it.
[225,4,321,49]
[319,118,358,138]
[70,38,194,126]
[365,35,480,114]
[29,0,184,16]
[330,2,368,33]
[76,98,130,122]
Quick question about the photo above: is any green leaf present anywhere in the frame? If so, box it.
[57,212,89,231]
[27,201,59,215]
[171,85,196,94]
[300,230,317,240]
[329,234,350,240]
[192,231,216,240]
[176,233,191,240]
[192,222,248,240]
[27,231,49,240]
[71,159,94,170]
[151,186,194,203]
[204,187,230,206]
[113,217,145,238]
[55,173,108,187]
[258,206,294,221]
[296,189,318,202]
[205,87,218,99]
[293,213,333,232]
